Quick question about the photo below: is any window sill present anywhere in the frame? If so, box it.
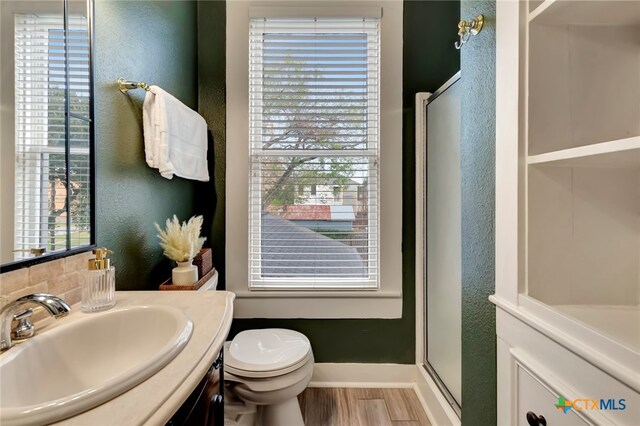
[230,289,402,319]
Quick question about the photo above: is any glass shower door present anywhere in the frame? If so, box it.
[423,73,461,415]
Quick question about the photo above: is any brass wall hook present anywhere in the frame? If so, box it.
[117,77,150,94]
[455,15,484,50]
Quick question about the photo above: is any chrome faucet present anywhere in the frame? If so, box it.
[0,293,71,352]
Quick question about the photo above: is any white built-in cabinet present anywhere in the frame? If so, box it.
[493,0,640,425]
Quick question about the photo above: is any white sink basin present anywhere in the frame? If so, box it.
[0,305,193,426]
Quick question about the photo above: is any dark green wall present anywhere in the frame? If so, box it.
[403,1,461,106]
[94,0,199,290]
[196,0,226,281]
[198,1,460,363]
[460,0,497,424]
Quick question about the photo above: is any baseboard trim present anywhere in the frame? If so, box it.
[308,363,460,426]
[414,364,461,426]
[309,363,416,388]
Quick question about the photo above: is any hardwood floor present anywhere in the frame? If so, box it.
[298,388,431,426]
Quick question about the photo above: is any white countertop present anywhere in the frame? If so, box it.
[48,290,235,425]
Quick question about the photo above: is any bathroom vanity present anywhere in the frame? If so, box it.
[38,291,235,426]
[494,0,640,425]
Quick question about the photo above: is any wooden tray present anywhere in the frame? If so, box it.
[159,267,216,291]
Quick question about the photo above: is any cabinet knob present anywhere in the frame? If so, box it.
[526,411,547,426]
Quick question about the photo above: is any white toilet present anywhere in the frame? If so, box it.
[224,329,314,426]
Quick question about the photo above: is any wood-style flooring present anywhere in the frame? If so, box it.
[298,388,431,426]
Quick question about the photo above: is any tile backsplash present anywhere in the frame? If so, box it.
[0,251,93,308]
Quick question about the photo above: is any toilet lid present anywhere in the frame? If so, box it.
[227,329,311,372]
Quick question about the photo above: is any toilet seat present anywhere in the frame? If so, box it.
[225,345,312,378]
[225,329,312,378]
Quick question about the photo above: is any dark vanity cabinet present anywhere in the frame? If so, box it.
[168,351,224,426]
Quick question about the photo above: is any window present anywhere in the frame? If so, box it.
[226,2,402,318]
[248,17,379,289]
[13,14,90,259]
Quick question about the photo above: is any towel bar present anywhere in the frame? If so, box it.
[117,77,150,93]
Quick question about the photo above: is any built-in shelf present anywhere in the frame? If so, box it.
[528,0,555,22]
[554,304,640,352]
[527,136,640,168]
[516,295,640,388]
[529,0,640,25]
[526,0,640,361]
[495,2,640,420]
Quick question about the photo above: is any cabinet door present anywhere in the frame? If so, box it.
[168,351,224,426]
[516,365,590,426]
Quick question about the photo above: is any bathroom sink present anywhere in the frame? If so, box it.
[0,305,193,426]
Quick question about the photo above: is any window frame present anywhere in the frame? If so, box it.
[226,0,403,319]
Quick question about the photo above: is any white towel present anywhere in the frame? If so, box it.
[142,86,209,182]
[142,90,158,168]
[142,87,164,169]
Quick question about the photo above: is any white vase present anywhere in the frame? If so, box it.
[172,260,198,285]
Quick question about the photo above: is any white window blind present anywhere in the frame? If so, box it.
[249,17,380,289]
[13,14,90,259]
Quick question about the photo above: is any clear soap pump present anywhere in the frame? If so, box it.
[82,247,116,312]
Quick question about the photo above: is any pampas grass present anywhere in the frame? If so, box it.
[155,215,206,262]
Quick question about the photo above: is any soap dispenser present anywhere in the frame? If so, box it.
[82,247,116,312]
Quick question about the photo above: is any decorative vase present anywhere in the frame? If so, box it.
[172,260,198,285]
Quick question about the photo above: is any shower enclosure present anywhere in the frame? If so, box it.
[417,72,462,418]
